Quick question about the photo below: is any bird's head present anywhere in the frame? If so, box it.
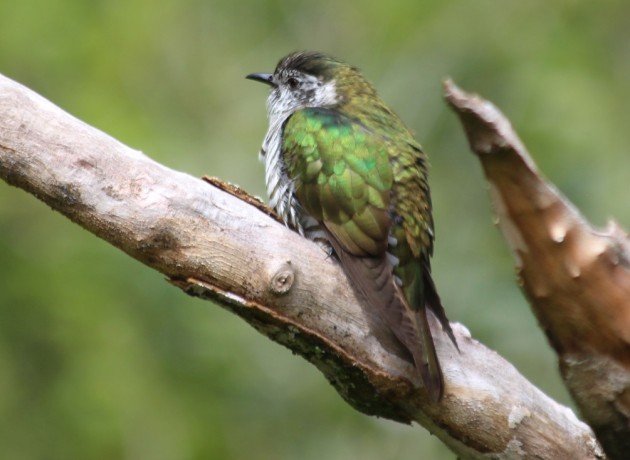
[247,51,374,118]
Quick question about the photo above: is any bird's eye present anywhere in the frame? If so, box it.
[287,77,299,89]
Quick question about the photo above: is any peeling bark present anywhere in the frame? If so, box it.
[0,73,604,459]
[444,79,630,459]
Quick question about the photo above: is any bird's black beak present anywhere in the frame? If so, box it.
[246,73,276,87]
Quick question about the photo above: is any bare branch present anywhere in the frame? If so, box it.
[444,79,630,459]
[0,73,603,459]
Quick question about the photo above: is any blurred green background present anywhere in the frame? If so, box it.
[0,1,628,458]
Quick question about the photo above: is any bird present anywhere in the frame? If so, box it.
[247,51,456,401]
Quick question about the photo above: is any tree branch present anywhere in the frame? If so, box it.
[0,73,603,459]
[444,79,630,459]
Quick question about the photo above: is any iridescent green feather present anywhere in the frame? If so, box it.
[283,108,393,257]
[282,106,434,309]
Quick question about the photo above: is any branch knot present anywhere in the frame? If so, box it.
[269,261,295,295]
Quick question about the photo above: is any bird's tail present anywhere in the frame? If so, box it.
[423,264,458,351]
[413,304,443,402]
[326,233,447,400]
[407,267,458,402]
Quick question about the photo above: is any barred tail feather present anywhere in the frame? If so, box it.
[415,305,444,402]
[326,232,444,401]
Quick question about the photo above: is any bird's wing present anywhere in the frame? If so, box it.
[282,107,443,400]
[282,107,392,256]
[388,142,457,348]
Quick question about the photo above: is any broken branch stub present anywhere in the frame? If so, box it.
[444,78,630,459]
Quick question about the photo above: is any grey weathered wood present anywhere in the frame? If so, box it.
[0,73,603,459]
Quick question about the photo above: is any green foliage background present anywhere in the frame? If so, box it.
[0,1,628,458]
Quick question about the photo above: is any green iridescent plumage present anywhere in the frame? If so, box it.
[283,108,392,256]
[249,51,456,401]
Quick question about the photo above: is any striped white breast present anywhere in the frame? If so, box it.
[259,115,324,241]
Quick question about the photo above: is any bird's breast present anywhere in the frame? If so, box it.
[260,119,303,233]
